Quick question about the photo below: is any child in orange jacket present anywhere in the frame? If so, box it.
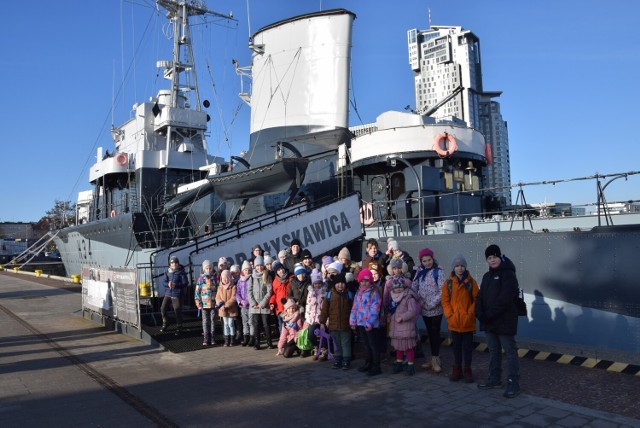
[442,254,479,382]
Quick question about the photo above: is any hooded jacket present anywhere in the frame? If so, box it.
[442,271,479,333]
[475,256,519,335]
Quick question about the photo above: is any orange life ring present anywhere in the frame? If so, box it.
[116,153,128,166]
[433,132,457,157]
[110,210,116,218]
[485,143,493,165]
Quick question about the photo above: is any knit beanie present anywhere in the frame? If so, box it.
[327,261,344,274]
[330,272,346,286]
[418,248,434,260]
[322,256,334,267]
[310,269,322,284]
[390,258,403,269]
[272,261,284,273]
[302,249,313,260]
[230,264,240,273]
[357,269,373,283]
[254,255,264,266]
[387,239,399,252]
[451,254,468,270]
[241,260,251,271]
[202,259,212,269]
[338,247,351,261]
[278,250,287,259]
[485,244,501,259]
[291,238,302,247]
[294,263,306,276]
[218,256,228,267]
[264,255,274,265]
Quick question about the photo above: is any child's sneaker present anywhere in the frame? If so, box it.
[405,364,416,376]
[342,360,351,370]
[332,357,343,369]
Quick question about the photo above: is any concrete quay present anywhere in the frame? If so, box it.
[0,272,638,428]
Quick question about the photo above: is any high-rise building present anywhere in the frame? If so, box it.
[408,24,511,205]
[407,25,482,128]
[479,92,511,205]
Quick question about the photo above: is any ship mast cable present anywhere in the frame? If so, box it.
[66,9,157,205]
[349,66,365,126]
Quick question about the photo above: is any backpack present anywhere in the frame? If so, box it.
[446,278,474,302]
[296,327,314,351]
[326,290,353,300]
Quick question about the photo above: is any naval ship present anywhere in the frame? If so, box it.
[50,1,640,361]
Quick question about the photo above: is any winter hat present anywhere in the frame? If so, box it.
[291,238,302,247]
[230,264,240,273]
[390,258,403,269]
[418,248,434,260]
[264,255,274,265]
[327,261,344,274]
[330,272,346,286]
[311,269,323,284]
[451,254,468,270]
[218,256,228,267]
[357,269,373,283]
[272,261,285,273]
[368,262,384,277]
[241,260,251,271]
[345,272,355,283]
[294,263,306,276]
[387,239,399,252]
[220,270,231,284]
[485,244,502,259]
[322,256,333,267]
[302,249,313,260]
[254,255,264,266]
[338,247,351,261]
[387,259,408,276]
[202,259,212,269]
[283,298,297,311]
[278,250,287,259]
[170,255,179,264]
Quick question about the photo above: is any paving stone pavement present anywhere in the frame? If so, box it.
[1,272,639,428]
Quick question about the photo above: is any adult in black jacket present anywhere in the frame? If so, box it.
[475,244,521,398]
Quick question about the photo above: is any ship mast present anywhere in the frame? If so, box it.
[157,0,234,110]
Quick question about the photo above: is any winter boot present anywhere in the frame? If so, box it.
[312,347,319,361]
[342,358,351,370]
[242,335,250,347]
[449,364,462,382]
[160,322,168,333]
[477,378,502,390]
[318,348,328,361]
[431,356,442,373]
[332,356,343,369]
[203,334,210,346]
[503,377,520,398]
[393,361,404,374]
[254,335,261,350]
[248,335,255,347]
[405,364,416,376]
[229,334,235,347]
[235,330,242,345]
[463,367,474,383]
[175,324,183,336]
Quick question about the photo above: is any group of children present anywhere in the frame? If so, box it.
[186,239,481,383]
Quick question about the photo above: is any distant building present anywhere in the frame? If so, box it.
[0,222,35,240]
[479,93,511,205]
[407,23,512,205]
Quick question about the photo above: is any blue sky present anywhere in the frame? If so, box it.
[2,0,639,222]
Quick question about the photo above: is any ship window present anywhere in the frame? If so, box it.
[390,172,406,200]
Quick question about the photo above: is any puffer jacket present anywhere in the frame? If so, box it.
[442,271,479,333]
[319,288,353,331]
[194,274,216,309]
[269,273,291,316]
[305,285,326,325]
[411,266,444,317]
[235,275,251,309]
[388,287,420,340]
[248,272,272,315]
[349,285,381,329]
[162,265,188,298]
[475,256,519,335]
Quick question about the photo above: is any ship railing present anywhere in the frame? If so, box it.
[363,170,640,237]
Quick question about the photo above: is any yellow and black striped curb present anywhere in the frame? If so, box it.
[470,341,640,376]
